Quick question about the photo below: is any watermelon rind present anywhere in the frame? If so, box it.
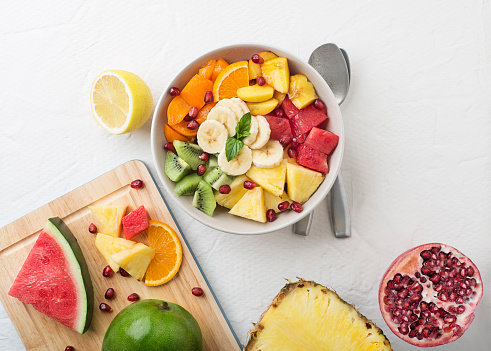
[44,217,94,334]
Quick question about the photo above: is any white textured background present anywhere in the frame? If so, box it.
[1,1,490,350]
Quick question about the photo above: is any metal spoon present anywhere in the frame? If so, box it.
[292,43,351,237]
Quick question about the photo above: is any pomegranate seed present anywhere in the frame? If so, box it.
[127,293,140,302]
[65,347,75,351]
[119,268,130,277]
[184,114,195,122]
[130,179,144,189]
[467,266,475,277]
[296,133,307,143]
[219,185,231,194]
[291,137,299,148]
[204,91,213,104]
[88,223,97,234]
[102,265,113,277]
[105,288,115,300]
[251,54,264,64]
[192,287,204,296]
[169,87,180,96]
[291,202,303,213]
[99,303,112,312]
[279,135,292,147]
[278,201,290,212]
[187,120,199,130]
[287,147,296,159]
[199,152,209,161]
[275,108,285,117]
[256,76,266,86]
[314,99,325,110]
[266,209,277,222]
[188,106,199,119]
[456,305,465,314]
[163,142,175,152]
[244,181,255,189]
[197,164,206,176]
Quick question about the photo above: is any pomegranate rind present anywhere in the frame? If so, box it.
[378,243,483,347]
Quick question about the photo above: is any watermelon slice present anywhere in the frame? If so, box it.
[281,97,329,136]
[296,144,329,173]
[8,218,93,334]
[281,96,299,119]
[122,205,149,240]
[264,114,293,140]
[304,127,339,155]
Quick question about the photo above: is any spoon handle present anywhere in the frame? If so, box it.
[330,174,351,237]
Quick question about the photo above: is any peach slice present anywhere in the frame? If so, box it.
[247,98,278,115]
[261,57,290,94]
[211,58,229,82]
[237,84,274,102]
[273,90,287,106]
[288,74,318,109]
[164,124,189,143]
[198,59,216,81]
[180,74,214,110]
[249,51,279,80]
[167,95,192,125]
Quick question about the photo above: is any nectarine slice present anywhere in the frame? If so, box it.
[164,123,189,143]
[180,74,214,110]
[198,59,216,81]
[167,95,191,125]
[169,102,217,137]
[211,58,229,82]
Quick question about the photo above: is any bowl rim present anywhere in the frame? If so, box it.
[151,43,344,235]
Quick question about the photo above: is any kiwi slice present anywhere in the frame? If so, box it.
[174,173,202,196]
[192,180,216,217]
[203,167,235,190]
[173,140,205,170]
[208,154,218,169]
[165,151,192,182]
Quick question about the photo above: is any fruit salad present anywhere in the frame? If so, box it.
[163,51,339,223]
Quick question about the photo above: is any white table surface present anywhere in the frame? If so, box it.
[1,1,490,350]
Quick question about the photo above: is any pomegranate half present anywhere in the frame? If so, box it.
[379,243,482,347]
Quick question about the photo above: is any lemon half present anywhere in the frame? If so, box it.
[90,70,153,134]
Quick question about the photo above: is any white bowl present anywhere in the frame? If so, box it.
[151,44,344,235]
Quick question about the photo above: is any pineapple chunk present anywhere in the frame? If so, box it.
[95,233,136,272]
[245,280,392,351]
[111,243,155,281]
[229,187,266,223]
[286,162,324,203]
[249,51,278,80]
[247,98,278,116]
[288,74,318,109]
[88,204,127,237]
[246,162,286,197]
[264,191,290,213]
[215,175,249,209]
[261,57,290,93]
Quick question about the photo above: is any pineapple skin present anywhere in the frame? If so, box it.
[244,279,392,351]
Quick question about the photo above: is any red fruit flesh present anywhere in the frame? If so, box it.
[264,115,293,140]
[379,243,483,347]
[304,127,339,155]
[296,144,329,173]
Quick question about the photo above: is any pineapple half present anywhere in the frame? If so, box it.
[245,280,392,351]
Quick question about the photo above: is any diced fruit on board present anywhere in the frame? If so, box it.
[167,95,192,126]
[288,74,318,109]
[249,51,278,80]
[237,84,274,102]
[145,221,183,286]
[122,205,149,240]
[88,204,127,237]
[246,162,286,197]
[286,162,325,204]
[203,166,235,191]
[296,144,329,173]
[264,114,293,140]
[180,74,214,110]
[264,191,290,214]
[173,140,205,170]
[229,186,266,223]
[165,151,192,182]
[211,58,229,82]
[8,218,93,334]
[174,173,202,196]
[213,61,249,101]
[198,59,216,80]
[164,124,188,143]
[192,180,216,217]
[261,57,290,93]
[95,233,136,272]
[215,175,249,209]
[111,243,155,281]
[247,98,278,116]
[290,103,329,136]
[244,280,392,351]
[304,127,339,155]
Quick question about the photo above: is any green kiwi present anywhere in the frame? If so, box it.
[174,173,202,196]
[203,167,235,190]
[173,140,205,170]
[208,154,218,169]
[192,180,216,217]
[165,151,192,182]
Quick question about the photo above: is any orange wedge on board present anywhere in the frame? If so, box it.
[212,61,249,101]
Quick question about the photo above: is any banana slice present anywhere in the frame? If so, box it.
[216,99,244,123]
[218,146,252,176]
[252,140,283,168]
[249,115,271,149]
[243,115,259,147]
[207,106,237,137]
[231,97,250,115]
[197,120,228,154]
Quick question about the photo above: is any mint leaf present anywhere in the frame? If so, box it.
[225,138,244,161]
[235,113,251,139]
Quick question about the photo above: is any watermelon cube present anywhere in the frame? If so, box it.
[296,144,329,173]
[122,205,149,239]
[304,127,339,155]
[264,114,293,140]
[281,97,299,119]
[290,103,329,136]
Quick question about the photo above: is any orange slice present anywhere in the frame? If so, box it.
[211,58,229,82]
[199,59,216,80]
[144,220,183,286]
[212,61,249,101]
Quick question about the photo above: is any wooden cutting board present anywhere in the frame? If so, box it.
[0,160,242,351]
